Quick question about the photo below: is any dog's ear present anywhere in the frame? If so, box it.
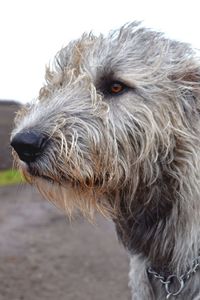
[171,68,200,116]
[170,68,200,88]
[179,69,200,83]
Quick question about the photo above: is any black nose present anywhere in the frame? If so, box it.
[11,131,47,163]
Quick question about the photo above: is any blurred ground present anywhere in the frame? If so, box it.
[0,185,130,300]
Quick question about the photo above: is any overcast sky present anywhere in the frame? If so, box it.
[0,0,200,103]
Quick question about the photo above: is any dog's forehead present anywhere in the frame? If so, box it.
[57,33,121,76]
[56,23,156,75]
[54,24,169,82]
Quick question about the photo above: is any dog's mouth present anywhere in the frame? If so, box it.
[31,171,63,185]
[40,174,55,184]
[17,154,107,191]
[18,161,57,185]
[23,163,82,188]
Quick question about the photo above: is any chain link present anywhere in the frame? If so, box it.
[147,255,200,299]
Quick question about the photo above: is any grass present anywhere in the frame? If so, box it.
[0,169,25,186]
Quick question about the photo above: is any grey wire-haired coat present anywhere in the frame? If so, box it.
[11,23,200,299]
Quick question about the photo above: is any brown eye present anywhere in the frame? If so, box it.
[109,81,126,95]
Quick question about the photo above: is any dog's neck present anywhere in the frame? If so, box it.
[113,172,200,276]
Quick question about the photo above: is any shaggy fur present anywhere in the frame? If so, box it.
[11,23,200,299]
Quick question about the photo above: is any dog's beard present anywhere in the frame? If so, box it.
[20,164,112,220]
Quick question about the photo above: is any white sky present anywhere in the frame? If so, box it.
[0,0,200,103]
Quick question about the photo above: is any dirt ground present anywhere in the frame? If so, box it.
[0,185,130,300]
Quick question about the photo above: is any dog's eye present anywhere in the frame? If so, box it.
[108,81,127,95]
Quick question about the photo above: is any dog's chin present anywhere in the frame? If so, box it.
[18,161,112,219]
[20,166,80,215]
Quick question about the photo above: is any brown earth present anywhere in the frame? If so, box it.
[0,184,130,300]
[0,100,21,170]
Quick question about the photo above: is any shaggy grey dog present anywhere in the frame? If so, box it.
[11,23,200,299]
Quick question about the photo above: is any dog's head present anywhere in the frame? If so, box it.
[11,23,200,219]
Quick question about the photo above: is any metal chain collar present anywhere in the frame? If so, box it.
[147,255,200,299]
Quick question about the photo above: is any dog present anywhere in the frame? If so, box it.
[11,22,200,299]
